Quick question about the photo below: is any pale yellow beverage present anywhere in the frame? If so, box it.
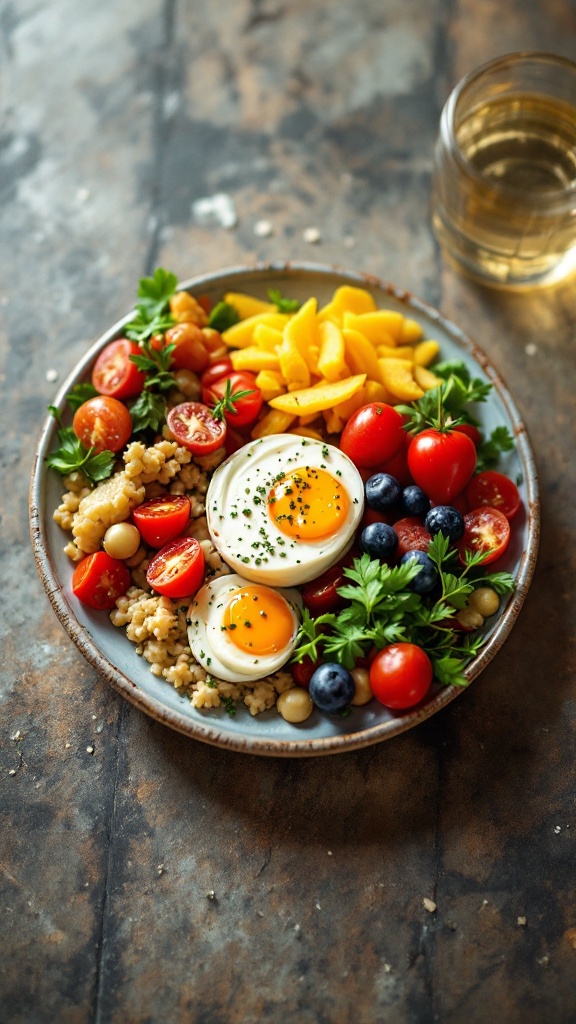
[432,54,576,288]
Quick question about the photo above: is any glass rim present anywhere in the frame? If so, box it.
[440,50,576,204]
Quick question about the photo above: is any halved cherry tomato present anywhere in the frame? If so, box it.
[163,322,210,372]
[204,371,263,428]
[369,643,433,710]
[291,657,319,688]
[302,564,348,615]
[146,537,205,598]
[393,516,432,558]
[340,403,405,468]
[167,402,226,455]
[200,358,233,391]
[407,428,477,504]
[92,338,146,400]
[73,395,132,454]
[456,507,511,565]
[465,471,521,520]
[72,551,131,610]
[132,495,191,548]
[454,422,483,447]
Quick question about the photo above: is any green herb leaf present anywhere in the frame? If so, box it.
[45,423,115,485]
[129,390,168,433]
[208,301,240,333]
[66,383,99,412]
[124,268,178,343]
[475,426,515,472]
[267,288,301,314]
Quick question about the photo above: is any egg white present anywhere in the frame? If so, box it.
[205,434,365,587]
[187,573,302,683]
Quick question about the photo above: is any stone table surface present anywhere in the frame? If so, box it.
[1,1,576,1022]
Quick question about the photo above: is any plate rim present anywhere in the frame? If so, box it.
[29,260,540,756]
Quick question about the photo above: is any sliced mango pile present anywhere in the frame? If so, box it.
[222,286,443,438]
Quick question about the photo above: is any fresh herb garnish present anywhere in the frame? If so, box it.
[124,267,178,344]
[475,425,515,471]
[211,378,256,422]
[46,407,115,485]
[293,541,515,688]
[66,382,99,413]
[128,337,178,433]
[396,360,492,434]
[267,287,301,314]
[208,301,240,333]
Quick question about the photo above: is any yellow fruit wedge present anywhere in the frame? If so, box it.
[223,292,276,319]
[378,358,425,401]
[269,374,367,416]
[223,312,291,348]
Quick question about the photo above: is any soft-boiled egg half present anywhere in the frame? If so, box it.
[206,434,365,587]
[188,573,302,683]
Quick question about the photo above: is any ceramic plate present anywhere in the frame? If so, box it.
[30,262,539,756]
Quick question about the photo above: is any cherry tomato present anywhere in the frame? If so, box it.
[370,643,433,709]
[204,371,263,428]
[302,564,348,615]
[224,425,250,457]
[132,495,191,548]
[465,471,521,520]
[72,551,131,610]
[340,403,406,468]
[200,358,233,391]
[73,395,132,454]
[291,657,319,688]
[456,507,511,565]
[393,516,432,558]
[146,537,205,598]
[167,402,227,455]
[454,422,483,447]
[92,338,146,400]
[163,322,210,372]
[407,428,477,504]
[377,431,414,487]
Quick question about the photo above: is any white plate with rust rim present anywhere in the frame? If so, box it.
[30,262,540,757]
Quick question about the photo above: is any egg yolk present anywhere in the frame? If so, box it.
[268,466,349,540]
[223,585,295,655]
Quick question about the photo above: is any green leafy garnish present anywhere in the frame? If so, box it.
[211,377,256,422]
[124,268,178,343]
[396,360,492,434]
[127,336,178,434]
[208,301,240,333]
[293,538,515,688]
[66,383,99,413]
[46,408,115,485]
[267,288,301,314]
[475,425,515,471]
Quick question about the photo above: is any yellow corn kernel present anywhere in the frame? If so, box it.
[412,339,440,367]
[378,358,424,402]
[253,323,284,352]
[269,374,366,416]
[413,365,444,391]
[255,369,286,401]
[343,328,381,382]
[222,312,291,349]
[251,409,296,439]
[317,321,349,382]
[230,347,280,372]
[401,317,424,343]
[223,292,276,319]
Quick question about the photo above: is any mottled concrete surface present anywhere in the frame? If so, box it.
[1,1,576,1022]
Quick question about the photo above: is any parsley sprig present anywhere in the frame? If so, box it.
[396,361,492,433]
[293,538,515,688]
[124,268,178,343]
[46,407,115,485]
[267,287,301,313]
[128,338,178,433]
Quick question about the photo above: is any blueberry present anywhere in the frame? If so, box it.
[309,663,355,713]
[360,522,398,559]
[401,485,431,518]
[365,473,401,512]
[425,505,465,542]
[400,549,439,595]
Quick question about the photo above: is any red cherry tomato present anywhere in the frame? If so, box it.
[167,402,226,455]
[92,338,146,400]
[72,551,131,610]
[291,657,319,688]
[377,431,414,487]
[369,643,433,710]
[453,422,483,447]
[200,358,233,391]
[393,516,432,558]
[73,395,132,454]
[146,537,205,598]
[204,372,263,428]
[224,425,249,457]
[163,322,210,372]
[407,428,477,504]
[465,471,521,520]
[456,507,511,565]
[340,403,406,468]
[132,495,191,548]
[302,563,348,615]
